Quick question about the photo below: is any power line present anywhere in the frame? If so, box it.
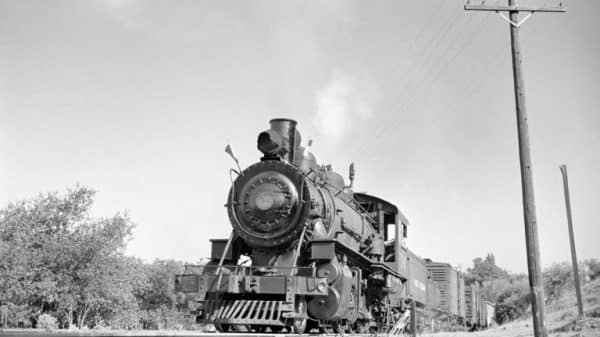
[351,11,486,159]
[351,6,472,149]
[354,13,493,161]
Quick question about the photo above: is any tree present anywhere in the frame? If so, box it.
[135,260,192,330]
[0,185,96,327]
[55,214,136,328]
[0,185,197,330]
[0,185,137,328]
[468,253,509,284]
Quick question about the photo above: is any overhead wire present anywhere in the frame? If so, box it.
[352,10,488,160]
[434,35,508,118]
[357,12,496,165]
[351,6,476,159]
[351,0,456,154]
[377,15,497,166]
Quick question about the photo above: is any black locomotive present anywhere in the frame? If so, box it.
[175,118,490,333]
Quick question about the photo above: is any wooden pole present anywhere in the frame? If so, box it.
[559,164,585,318]
[507,1,547,335]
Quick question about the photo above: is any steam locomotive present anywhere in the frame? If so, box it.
[175,118,491,333]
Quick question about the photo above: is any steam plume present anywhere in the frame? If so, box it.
[314,70,378,144]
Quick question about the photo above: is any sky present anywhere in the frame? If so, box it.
[1,0,598,273]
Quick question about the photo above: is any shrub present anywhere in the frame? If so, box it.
[139,306,194,330]
[162,308,195,330]
[495,303,525,324]
[543,262,572,304]
[493,278,531,324]
[584,259,600,281]
[107,307,142,330]
[4,304,32,328]
[37,313,58,330]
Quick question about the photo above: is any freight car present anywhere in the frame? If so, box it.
[465,282,489,329]
[424,260,491,330]
[175,118,490,333]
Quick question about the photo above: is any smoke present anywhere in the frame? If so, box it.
[314,70,378,144]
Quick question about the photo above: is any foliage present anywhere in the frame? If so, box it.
[584,258,600,281]
[470,254,598,326]
[496,278,530,308]
[0,185,100,327]
[105,303,142,330]
[0,303,31,328]
[136,260,187,312]
[139,306,194,330]
[37,313,58,330]
[467,253,509,284]
[0,186,192,330]
[543,262,573,304]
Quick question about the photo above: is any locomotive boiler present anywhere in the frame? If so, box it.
[174,118,488,333]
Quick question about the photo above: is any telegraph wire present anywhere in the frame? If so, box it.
[352,9,479,158]
[353,2,463,150]
[355,13,495,163]
[353,12,490,160]
[372,25,504,167]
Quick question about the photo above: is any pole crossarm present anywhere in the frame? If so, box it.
[464,1,565,27]
[464,2,565,13]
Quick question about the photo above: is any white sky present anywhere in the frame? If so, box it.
[1,0,598,273]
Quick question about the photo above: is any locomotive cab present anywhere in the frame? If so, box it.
[353,193,409,265]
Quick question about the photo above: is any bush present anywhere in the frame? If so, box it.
[108,309,142,330]
[584,259,600,281]
[497,278,529,302]
[4,304,32,328]
[493,278,531,324]
[543,262,572,304]
[495,303,525,324]
[37,313,58,330]
[139,306,194,330]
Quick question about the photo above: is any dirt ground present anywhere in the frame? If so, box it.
[418,318,600,337]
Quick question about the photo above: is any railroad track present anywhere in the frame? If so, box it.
[0,330,378,337]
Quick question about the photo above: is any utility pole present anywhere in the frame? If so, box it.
[463,1,565,337]
[559,164,585,318]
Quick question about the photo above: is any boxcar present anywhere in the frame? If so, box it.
[465,283,479,325]
[458,275,466,319]
[425,260,459,316]
[403,247,429,305]
[426,276,441,310]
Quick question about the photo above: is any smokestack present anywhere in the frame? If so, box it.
[266,118,301,163]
